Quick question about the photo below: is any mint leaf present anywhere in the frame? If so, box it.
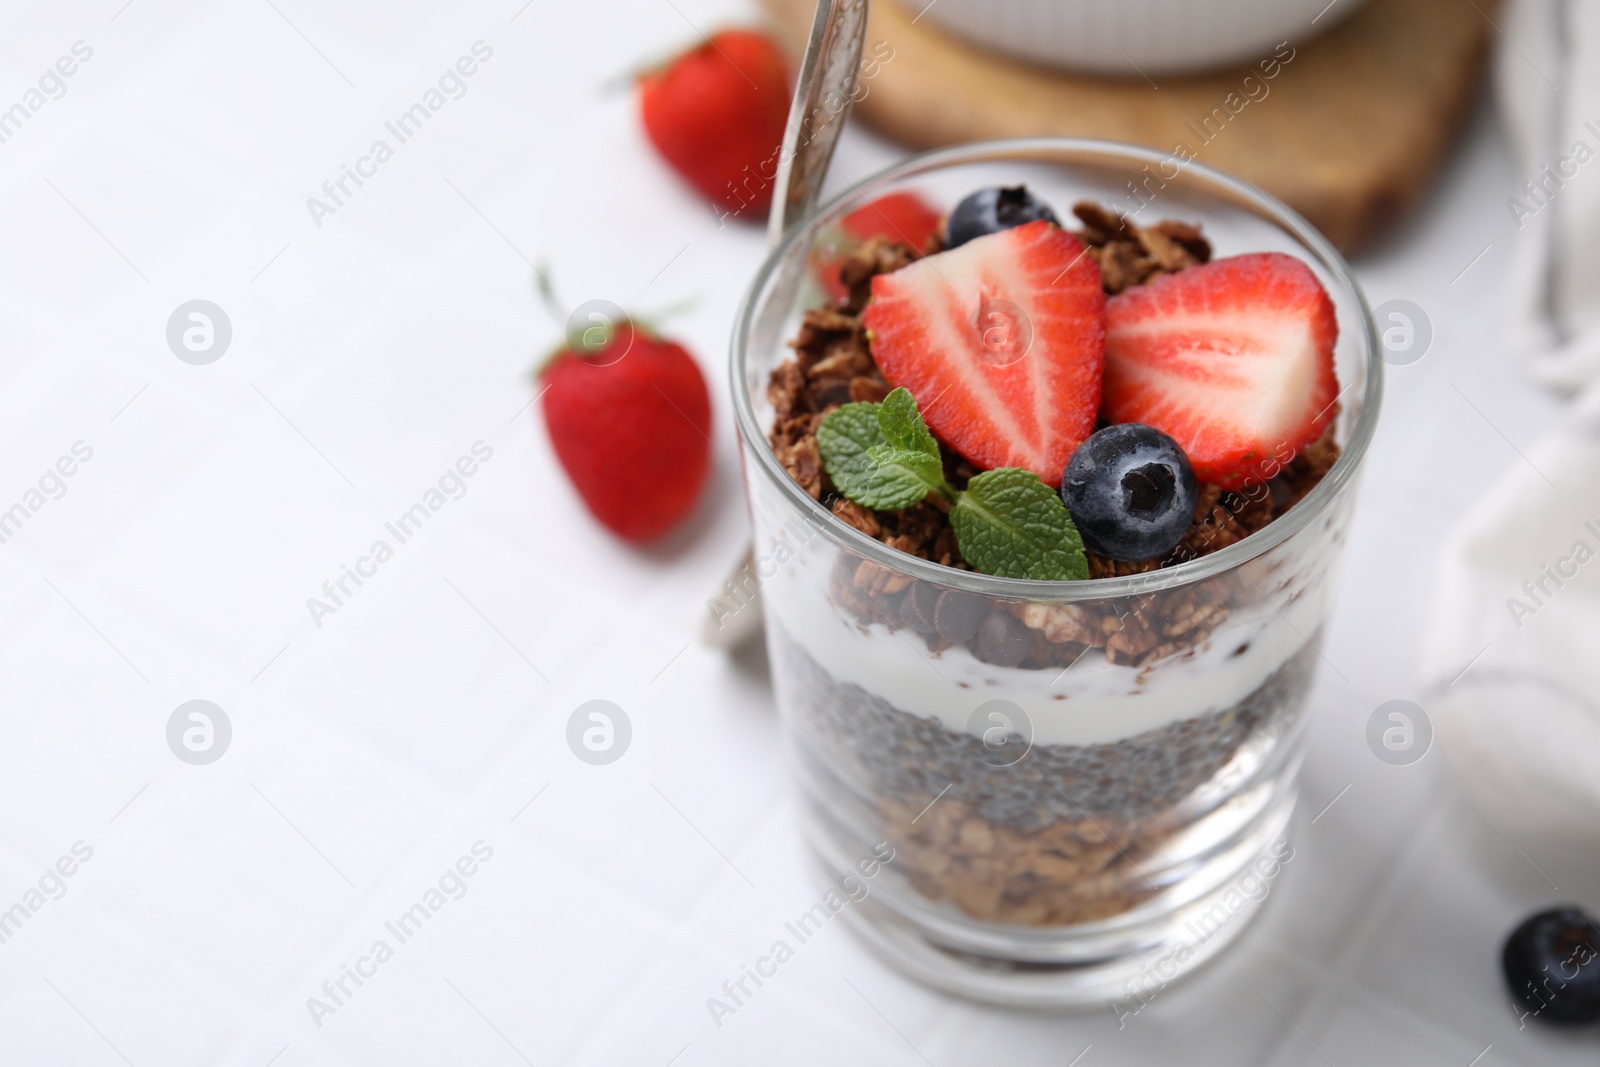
[951,468,1089,581]
[859,444,949,507]
[877,387,940,460]
[818,392,1086,581]
[866,443,945,487]
[817,402,935,510]
[818,393,954,511]
[817,402,883,490]
[866,387,948,492]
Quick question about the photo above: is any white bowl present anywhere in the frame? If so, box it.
[916,0,1366,76]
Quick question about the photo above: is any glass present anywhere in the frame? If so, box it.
[730,139,1380,1006]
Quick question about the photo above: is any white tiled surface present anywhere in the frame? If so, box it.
[0,2,1586,1064]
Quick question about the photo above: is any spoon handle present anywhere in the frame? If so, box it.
[701,0,870,650]
[767,0,872,249]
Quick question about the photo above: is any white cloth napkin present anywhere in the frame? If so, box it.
[1423,391,1600,843]
[1422,0,1600,843]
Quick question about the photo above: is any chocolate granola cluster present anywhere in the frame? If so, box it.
[830,554,1234,670]
[1073,201,1214,293]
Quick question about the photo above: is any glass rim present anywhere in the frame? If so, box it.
[730,136,1383,602]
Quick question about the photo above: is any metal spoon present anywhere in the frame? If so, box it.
[766,0,872,246]
[700,0,871,649]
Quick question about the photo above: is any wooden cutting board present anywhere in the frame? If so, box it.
[760,0,1498,251]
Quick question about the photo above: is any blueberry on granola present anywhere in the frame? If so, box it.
[1061,424,1198,562]
[945,185,1061,248]
[1503,906,1600,1025]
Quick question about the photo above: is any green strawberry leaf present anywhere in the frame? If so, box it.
[951,468,1089,581]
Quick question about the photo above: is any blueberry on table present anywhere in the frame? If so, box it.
[1060,424,1198,562]
[945,185,1061,248]
[1502,906,1600,1025]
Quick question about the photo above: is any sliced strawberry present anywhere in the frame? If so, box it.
[1102,252,1338,489]
[813,192,943,302]
[861,220,1103,486]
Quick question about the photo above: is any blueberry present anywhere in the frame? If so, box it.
[1502,906,1600,1025]
[1060,424,1198,562]
[945,185,1061,248]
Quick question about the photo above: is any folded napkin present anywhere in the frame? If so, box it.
[1423,390,1600,843]
[1422,0,1600,843]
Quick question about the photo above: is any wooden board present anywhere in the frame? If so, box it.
[760,0,1498,251]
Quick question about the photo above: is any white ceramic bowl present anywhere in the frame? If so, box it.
[917,0,1365,76]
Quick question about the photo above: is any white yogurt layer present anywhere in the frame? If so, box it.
[768,549,1328,748]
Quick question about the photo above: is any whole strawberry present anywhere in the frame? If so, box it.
[639,29,790,219]
[540,322,711,542]
[813,191,944,302]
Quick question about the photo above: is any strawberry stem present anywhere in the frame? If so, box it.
[534,265,566,326]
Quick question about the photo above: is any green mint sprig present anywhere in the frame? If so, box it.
[817,388,1088,581]
[817,388,946,509]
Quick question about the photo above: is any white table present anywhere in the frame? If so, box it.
[0,0,1581,1063]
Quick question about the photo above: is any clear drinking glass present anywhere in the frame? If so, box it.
[730,140,1380,1006]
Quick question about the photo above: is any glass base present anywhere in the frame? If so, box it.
[806,786,1297,1009]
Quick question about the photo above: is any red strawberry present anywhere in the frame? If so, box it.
[842,191,944,245]
[814,191,944,301]
[638,29,790,219]
[1102,252,1338,488]
[540,323,711,542]
[861,220,1104,486]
